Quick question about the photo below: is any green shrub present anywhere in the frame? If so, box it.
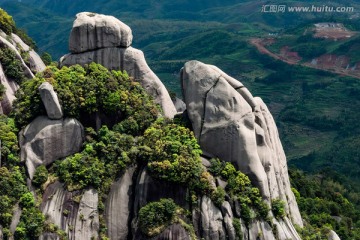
[0,8,15,34]
[32,165,48,187]
[271,199,286,219]
[56,153,105,191]
[143,118,202,183]
[139,198,177,237]
[19,192,35,208]
[0,47,26,84]
[0,116,19,166]
[233,218,243,240]
[12,63,158,132]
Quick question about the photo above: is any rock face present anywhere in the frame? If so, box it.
[328,230,341,240]
[105,167,136,240]
[61,12,176,118]
[181,60,303,238]
[20,116,84,179]
[69,12,132,53]
[0,63,18,115]
[40,181,99,240]
[0,31,45,114]
[39,82,63,120]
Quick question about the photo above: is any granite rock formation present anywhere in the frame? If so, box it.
[61,12,176,118]
[0,30,45,114]
[180,60,303,238]
[38,82,63,120]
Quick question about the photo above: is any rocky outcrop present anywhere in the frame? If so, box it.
[328,230,341,240]
[10,33,46,73]
[69,12,132,53]
[200,196,226,240]
[0,63,18,115]
[181,60,303,239]
[0,30,45,114]
[105,166,136,240]
[60,13,176,118]
[40,181,99,240]
[39,82,63,120]
[20,116,84,179]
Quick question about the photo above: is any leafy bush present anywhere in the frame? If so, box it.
[0,8,15,34]
[56,152,105,191]
[139,198,177,237]
[32,165,48,187]
[208,159,270,225]
[0,47,26,84]
[143,118,202,183]
[13,63,159,131]
[271,199,286,219]
[0,116,19,166]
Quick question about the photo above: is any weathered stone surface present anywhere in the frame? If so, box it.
[105,166,136,240]
[328,230,341,240]
[0,63,18,115]
[153,224,190,240]
[0,32,45,115]
[41,181,99,240]
[181,60,303,238]
[181,60,270,202]
[61,46,176,118]
[69,12,133,53]
[39,233,60,240]
[39,82,63,119]
[248,220,275,240]
[20,116,84,179]
[173,97,186,113]
[221,201,235,240]
[9,204,21,238]
[11,33,46,72]
[200,196,226,240]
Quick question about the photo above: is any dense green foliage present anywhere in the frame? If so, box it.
[290,169,360,239]
[0,47,26,84]
[0,8,15,34]
[32,164,48,187]
[139,198,178,237]
[209,158,269,225]
[0,115,19,166]
[40,52,52,65]
[12,63,159,129]
[143,118,202,183]
[271,199,286,220]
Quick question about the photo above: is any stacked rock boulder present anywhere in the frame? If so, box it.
[61,12,177,118]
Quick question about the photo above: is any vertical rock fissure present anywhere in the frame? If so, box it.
[199,77,221,140]
[127,165,140,240]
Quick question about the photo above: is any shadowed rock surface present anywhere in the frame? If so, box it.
[181,60,303,237]
[61,13,176,118]
[39,82,63,120]
[0,30,45,114]
[40,181,99,240]
[69,12,133,53]
[20,116,84,179]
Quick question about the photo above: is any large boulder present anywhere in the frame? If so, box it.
[40,181,99,240]
[20,116,84,179]
[39,82,63,120]
[61,13,176,119]
[181,60,303,229]
[105,166,136,240]
[69,12,133,53]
